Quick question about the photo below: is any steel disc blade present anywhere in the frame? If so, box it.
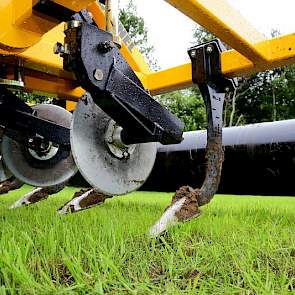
[0,156,11,182]
[70,93,157,195]
[2,104,77,187]
[0,137,12,182]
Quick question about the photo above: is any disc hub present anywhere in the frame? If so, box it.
[105,120,136,159]
[28,136,59,161]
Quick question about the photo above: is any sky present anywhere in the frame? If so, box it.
[119,0,295,69]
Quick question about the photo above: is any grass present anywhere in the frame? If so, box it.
[1,186,295,294]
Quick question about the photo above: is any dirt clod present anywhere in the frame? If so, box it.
[0,179,23,194]
[79,190,109,208]
[170,186,201,222]
[27,189,50,204]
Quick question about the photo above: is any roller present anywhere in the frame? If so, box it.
[144,119,295,195]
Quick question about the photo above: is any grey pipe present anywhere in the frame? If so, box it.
[157,119,295,153]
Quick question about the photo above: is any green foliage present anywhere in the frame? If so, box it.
[192,25,215,44]
[1,187,295,293]
[119,1,148,50]
[156,26,215,131]
[13,91,49,104]
[157,89,206,131]
[234,66,295,124]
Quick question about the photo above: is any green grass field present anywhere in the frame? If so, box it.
[1,186,295,294]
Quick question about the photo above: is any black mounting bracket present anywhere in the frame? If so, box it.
[0,85,70,148]
[187,40,238,206]
[59,22,184,145]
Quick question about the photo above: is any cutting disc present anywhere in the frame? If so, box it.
[70,93,157,195]
[2,104,77,187]
[0,154,11,182]
[0,137,12,182]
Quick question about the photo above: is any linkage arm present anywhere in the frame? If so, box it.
[59,21,184,145]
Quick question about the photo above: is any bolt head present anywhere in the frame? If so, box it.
[206,45,214,54]
[123,151,129,159]
[97,41,115,53]
[190,50,197,58]
[93,69,104,81]
[53,42,64,55]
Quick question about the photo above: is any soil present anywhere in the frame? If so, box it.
[0,179,22,194]
[170,186,201,222]
[165,137,224,222]
[0,181,12,194]
[79,189,110,208]
[27,189,50,204]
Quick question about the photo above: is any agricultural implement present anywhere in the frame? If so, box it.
[0,0,295,235]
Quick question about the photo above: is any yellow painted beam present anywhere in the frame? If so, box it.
[53,0,95,12]
[66,100,77,112]
[4,33,295,98]
[5,71,84,100]
[0,0,58,50]
[0,2,150,79]
[1,1,295,99]
[148,33,295,95]
[165,0,268,64]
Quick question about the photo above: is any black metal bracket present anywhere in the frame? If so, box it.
[0,85,70,148]
[59,22,184,145]
[187,40,237,206]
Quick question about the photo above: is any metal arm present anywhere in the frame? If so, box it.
[186,40,237,206]
[59,21,184,145]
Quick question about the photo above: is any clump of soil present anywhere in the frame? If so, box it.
[169,186,201,222]
[79,190,109,208]
[0,179,23,194]
[27,189,50,204]
[0,181,13,194]
[61,188,112,213]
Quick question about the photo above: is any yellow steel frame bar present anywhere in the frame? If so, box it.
[148,33,295,95]
[165,0,267,64]
[1,0,295,100]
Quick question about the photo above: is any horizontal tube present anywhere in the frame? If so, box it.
[157,119,295,152]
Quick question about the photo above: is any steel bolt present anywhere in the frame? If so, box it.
[94,69,104,81]
[53,42,65,55]
[97,41,115,53]
[206,45,214,54]
[123,151,129,159]
[190,50,197,58]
